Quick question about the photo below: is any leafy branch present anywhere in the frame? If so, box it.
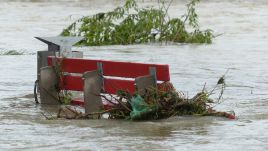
[61,0,213,46]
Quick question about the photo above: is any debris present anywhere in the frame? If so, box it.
[56,81,235,121]
[0,50,24,55]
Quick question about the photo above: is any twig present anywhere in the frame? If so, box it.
[98,94,118,106]
[109,94,131,112]
[202,82,206,92]
[40,112,49,120]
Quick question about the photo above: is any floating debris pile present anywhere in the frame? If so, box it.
[57,81,235,121]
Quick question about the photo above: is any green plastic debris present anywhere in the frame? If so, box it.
[129,95,157,120]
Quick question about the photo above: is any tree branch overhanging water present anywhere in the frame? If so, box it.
[61,0,213,46]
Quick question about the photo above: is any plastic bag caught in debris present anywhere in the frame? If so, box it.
[129,95,157,120]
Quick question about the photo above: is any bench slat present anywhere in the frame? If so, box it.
[61,75,136,94]
[101,60,170,81]
[104,78,135,94]
[48,57,98,73]
[63,75,83,91]
[48,57,170,81]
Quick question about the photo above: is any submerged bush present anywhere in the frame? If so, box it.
[61,0,213,46]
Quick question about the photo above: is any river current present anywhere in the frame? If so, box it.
[0,0,267,150]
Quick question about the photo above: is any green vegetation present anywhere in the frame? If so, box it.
[61,0,213,46]
[0,50,24,55]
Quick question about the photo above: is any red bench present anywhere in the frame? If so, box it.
[40,56,170,113]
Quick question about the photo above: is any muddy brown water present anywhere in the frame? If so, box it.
[0,0,268,150]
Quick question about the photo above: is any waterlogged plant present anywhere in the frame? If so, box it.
[61,0,213,45]
[0,50,24,55]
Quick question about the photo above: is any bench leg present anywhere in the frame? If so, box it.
[135,75,157,95]
[37,51,55,87]
[83,70,104,115]
[39,66,60,105]
[135,67,157,95]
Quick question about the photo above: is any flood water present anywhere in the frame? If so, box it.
[0,0,268,150]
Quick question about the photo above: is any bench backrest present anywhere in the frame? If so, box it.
[48,56,170,94]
